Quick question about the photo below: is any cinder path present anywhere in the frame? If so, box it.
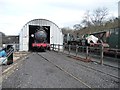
[2,51,119,88]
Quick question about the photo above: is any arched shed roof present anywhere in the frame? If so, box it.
[22,18,60,30]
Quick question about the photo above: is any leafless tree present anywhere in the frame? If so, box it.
[73,24,82,30]
[81,10,92,27]
[91,7,109,26]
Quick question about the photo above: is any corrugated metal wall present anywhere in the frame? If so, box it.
[19,19,63,51]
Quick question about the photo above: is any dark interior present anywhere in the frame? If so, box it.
[29,25,50,51]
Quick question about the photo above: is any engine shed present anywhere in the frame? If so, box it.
[19,19,63,51]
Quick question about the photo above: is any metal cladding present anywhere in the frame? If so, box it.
[19,19,63,51]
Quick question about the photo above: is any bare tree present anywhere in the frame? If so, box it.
[91,7,109,26]
[72,7,109,32]
[81,10,92,27]
[73,24,82,30]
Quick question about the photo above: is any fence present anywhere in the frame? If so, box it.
[50,44,120,65]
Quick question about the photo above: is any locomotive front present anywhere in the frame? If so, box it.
[32,27,49,51]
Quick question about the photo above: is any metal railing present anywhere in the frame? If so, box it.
[6,47,14,58]
[6,47,14,65]
[50,44,120,65]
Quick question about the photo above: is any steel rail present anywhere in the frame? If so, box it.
[49,51,120,80]
[37,53,93,89]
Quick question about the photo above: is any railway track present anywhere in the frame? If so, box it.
[50,51,120,80]
[37,52,119,88]
[37,53,93,89]
[45,51,119,82]
[2,52,118,88]
[67,56,120,80]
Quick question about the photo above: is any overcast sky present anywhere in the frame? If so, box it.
[0,0,119,35]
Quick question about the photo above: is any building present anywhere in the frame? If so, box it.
[2,35,19,51]
[3,36,19,44]
[19,19,63,51]
[0,32,19,51]
[0,32,6,47]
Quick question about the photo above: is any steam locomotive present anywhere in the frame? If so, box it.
[31,27,50,51]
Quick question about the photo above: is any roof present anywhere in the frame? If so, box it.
[22,18,60,30]
[2,35,19,44]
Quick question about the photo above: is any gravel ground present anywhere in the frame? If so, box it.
[2,51,119,88]
[2,53,88,88]
[2,51,29,72]
[40,51,119,88]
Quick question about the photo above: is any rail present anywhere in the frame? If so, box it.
[50,44,120,66]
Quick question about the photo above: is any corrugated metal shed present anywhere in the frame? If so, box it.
[19,19,63,51]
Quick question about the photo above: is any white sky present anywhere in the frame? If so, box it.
[0,0,119,35]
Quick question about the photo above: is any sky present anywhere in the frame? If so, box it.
[0,0,119,35]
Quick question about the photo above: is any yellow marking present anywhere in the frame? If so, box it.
[2,63,18,74]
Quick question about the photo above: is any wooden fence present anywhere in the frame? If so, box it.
[50,44,120,65]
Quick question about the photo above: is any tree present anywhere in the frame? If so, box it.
[61,27,73,33]
[81,10,92,27]
[90,7,109,26]
[81,7,109,27]
[73,24,82,30]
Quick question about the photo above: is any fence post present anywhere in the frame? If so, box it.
[115,49,117,59]
[76,45,78,56]
[55,44,57,50]
[68,45,71,55]
[100,45,104,65]
[58,44,60,52]
[53,44,54,51]
[55,44,56,50]
[63,44,64,53]
[86,46,89,59]
[82,46,84,52]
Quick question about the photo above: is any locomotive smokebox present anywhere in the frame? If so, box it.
[29,25,50,51]
[35,30,47,43]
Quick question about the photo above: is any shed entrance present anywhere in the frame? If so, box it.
[29,25,50,51]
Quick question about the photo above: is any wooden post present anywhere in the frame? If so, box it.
[68,45,71,55]
[100,45,104,65]
[58,44,60,52]
[76,45,78,56]
[63,45,64,53]
[55,44,57,50]
[53,44,54,51]
[86,46,89,59]
[82,46,84,52]
[115,49,117,59]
